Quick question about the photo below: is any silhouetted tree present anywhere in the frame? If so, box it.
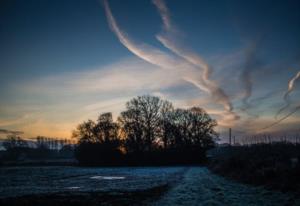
[73,112,121,165]
[74,95,218,165]
[119,95,166,152]
[163,107,217,149]
[159,100,174,149]
[94,112,119,142]
[118,108,144,153]
[187,107,217,149]
[72,120,96,143]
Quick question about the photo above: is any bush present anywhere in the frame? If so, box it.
[209,142,300,193]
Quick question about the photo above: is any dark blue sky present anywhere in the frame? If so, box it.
[0,0,299,138]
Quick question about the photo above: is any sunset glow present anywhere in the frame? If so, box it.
[0,0,299,140]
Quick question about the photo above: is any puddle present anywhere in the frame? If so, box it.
[90,176,126,180]
[66,186,81,189]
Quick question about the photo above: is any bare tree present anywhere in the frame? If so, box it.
[119,95,163,152]
[160,100,174,148]
[72,120,96,143]
[94,112,119,143]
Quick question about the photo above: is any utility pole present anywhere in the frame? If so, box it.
[229,128,232,146]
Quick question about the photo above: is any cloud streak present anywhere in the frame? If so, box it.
[152,0,239,121]
[7,57,186,138]
[259,70,300,131]
[103,0,242,125]
[103,0,240,124]
[102,0,184,71]
[22,58,184,94]
[276,71,300,118]
[0,115,29,127]
[102,0,211,96]
[240,43,260,110]
[0,129,23,135]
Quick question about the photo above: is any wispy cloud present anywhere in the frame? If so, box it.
[0,129,23,135]
[3,57,186,138]
[103,0,239,125]
[152,0,239,121]
[1,0,297,139]
[102,0,184,71]
[239,42,261,110]
[18,118,75,138]
[258,70,300,131]
[0,115,29,127]
[276,71,300,118]
[22,58,184,95]
[103,0,213,96]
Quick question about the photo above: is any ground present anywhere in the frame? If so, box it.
[0,166,299,205]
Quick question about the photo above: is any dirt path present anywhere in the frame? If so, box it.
[153,167,300,206]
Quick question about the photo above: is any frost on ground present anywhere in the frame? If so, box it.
[0,166,184,198]
[0,166,299,206]
[153,167,300,206]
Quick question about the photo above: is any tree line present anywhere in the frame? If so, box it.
[3,135,75,151]
[73,95,218,165]
[1,135,75,162]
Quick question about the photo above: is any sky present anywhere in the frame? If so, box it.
[0,0,300,141]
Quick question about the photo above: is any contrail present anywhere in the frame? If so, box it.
[103,0,239,122]
[152,0,172,31]
[103,0,214,95]
[152,0,239,120]
[240,43,260,110]
[276,71,300,119]
[102,0,180,70]
[259,70,300,131]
